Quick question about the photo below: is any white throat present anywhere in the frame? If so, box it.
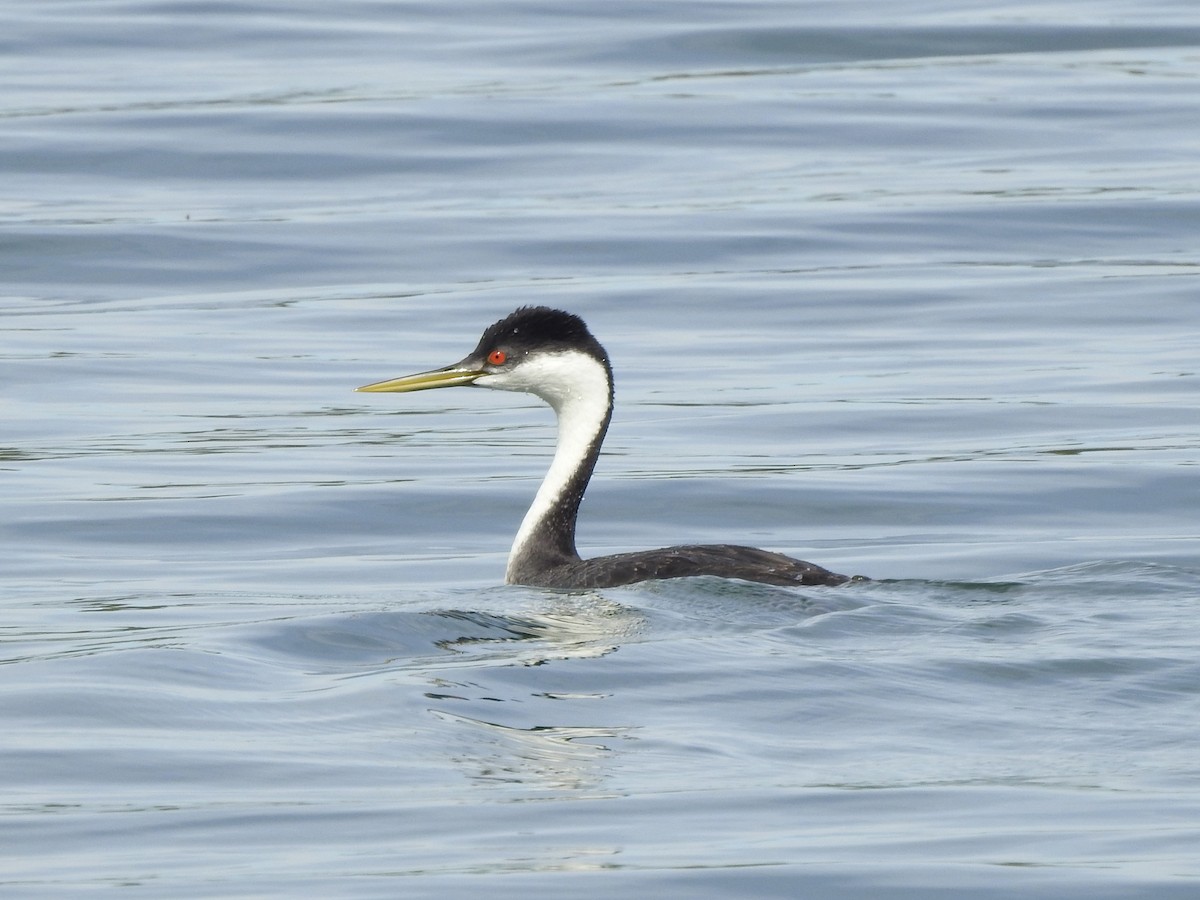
[475,350,611,582]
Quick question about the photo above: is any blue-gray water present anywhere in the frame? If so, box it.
[3,2,1199,897]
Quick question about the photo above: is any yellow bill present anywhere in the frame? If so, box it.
[356,365,482,393]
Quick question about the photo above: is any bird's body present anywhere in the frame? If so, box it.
[510,544,848,590]
[358,307,851,589]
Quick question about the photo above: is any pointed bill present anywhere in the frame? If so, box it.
[356,365,482,393]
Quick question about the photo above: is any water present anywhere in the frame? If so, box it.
[3,2,1199,897]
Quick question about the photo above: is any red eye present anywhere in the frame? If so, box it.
[487,349,507,366]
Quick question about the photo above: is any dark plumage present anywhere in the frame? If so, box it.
[523,545,849,589]
[471,306,609,365]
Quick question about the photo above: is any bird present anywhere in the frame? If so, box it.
[357,306,853,589]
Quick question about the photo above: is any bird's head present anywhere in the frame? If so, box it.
[357,306,612,412]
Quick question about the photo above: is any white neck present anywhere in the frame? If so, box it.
[475,350,612,583]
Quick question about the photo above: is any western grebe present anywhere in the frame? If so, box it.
[357,306,852,589]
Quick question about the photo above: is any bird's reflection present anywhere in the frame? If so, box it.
[420,597,642,793]
[430,708,634,793]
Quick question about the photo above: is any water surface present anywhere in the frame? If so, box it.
[3,2,1199,897]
